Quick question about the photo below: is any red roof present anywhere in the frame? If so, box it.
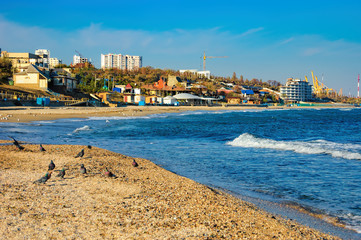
[125,83,132,89]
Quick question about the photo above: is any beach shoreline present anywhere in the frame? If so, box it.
[0,142,344,239]
[0,104,356,123]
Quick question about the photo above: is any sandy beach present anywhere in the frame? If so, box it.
[0,104,354,123]
[0,142,341,239]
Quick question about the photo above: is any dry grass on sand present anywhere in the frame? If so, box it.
[0,143,340,239]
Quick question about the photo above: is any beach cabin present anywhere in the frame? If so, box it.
[145,96,158,104]
[163,96,177,105]
[157,97,164,105]
[134,95,145,103]
[173,93,202,106]
[124,93,134,103]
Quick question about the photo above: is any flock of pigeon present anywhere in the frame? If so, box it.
[7,136,139,184]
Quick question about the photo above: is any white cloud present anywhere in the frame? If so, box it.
[1,16,361,95]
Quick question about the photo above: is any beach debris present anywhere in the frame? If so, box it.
[104,168,115,178]
[40,144,46,152]
[132,159,139,167]
[80,164,87,174]
[8,136,25,150]
[56,168,66,178]
[48,160,55,171]
[87,145,92,149]
[33,172,52,184]
[75,149,84,158]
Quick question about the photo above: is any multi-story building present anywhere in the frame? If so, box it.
[35,49,50,68]
[1,51,44,70]
[101,53,142,70]
[73,55,89,65]
[49,58,63,68]
[280,78,313,102]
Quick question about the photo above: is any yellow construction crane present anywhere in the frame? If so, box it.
[202,51,228,71]
[339,88,343,97]
[311,71,336,97]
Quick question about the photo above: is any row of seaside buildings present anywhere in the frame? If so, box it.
[0,49,143,71]
[0,48,315,104]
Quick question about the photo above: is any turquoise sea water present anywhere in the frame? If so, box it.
[1,108,361,237]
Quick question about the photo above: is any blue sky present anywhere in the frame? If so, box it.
[1,0,361,95]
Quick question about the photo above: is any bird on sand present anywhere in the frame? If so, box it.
[56,168,66,178]
[33,172,52,184]
[48,160,55,171]
[8,136,24,150]
[104,168,115,178]
[75,149,84,158]
[80,164,87,174]
[40,144,46,152]
[132,159,139,167]
[87,145,92,149]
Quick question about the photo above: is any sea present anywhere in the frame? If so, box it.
[1,107,361,239]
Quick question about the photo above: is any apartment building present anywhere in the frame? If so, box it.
[49,58,62,68]
[280,78,313,102]
[101,53,142,70]
[1,51,44,70]
[73,55,89,65]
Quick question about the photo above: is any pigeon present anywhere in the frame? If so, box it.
[104,168,114,178]
[33,172,52,184]
[80,164,87,174]
[75,149,84,158]
[56,168,66,178]
[9,136,24,150]
[40,144,46,152]
[132,159,139,167]
[48,160,55,171]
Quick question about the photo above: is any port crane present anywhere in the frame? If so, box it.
[202,51,228,71]
[310,71,337,97]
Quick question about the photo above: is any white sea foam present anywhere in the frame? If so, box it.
[341,213,361,233]
[73,125,91,133]
[227,133,361,160]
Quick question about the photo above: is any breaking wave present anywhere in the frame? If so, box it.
[73,125,91,133]
[227,133,361,160]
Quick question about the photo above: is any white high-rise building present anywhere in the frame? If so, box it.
[101,53,142,70]
[73,55,89,65]
[280,78,313,102]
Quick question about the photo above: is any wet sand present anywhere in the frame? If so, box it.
[0,143,341,239]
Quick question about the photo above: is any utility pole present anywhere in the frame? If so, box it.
[357,74,360,98]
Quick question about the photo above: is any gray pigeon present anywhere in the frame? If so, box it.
[33,172,52,184]
[56,168,65,178]
[80,164,87,174]
[40,144,46,152]
[48,160,55,171]
[9,136,24,150]
[104,168,114,178]
[132,159,139,167]
[75,149,84,158]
